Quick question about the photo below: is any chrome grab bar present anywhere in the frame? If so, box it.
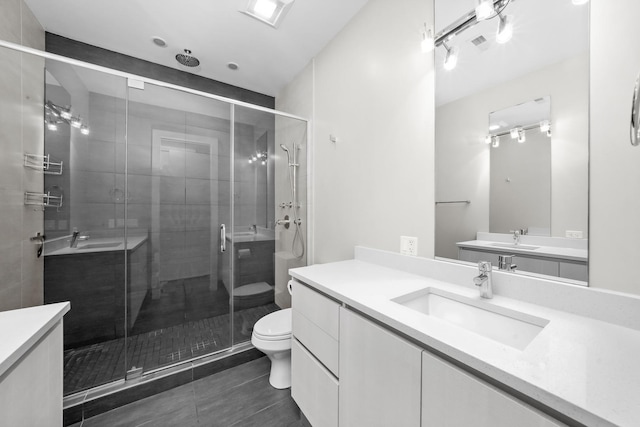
[631,73,640,146]
[220,224,226,252]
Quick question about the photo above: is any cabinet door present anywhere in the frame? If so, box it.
[339,308,422,427]
[422,351,566,427]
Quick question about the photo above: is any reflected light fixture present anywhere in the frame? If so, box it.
[496,13,513,44]
[485,135,492,145]
[443,43,459,71]
[492,135,500,148]
[243,0,295,28]
[45,100,89,135]
[517,128,526,143]
[539,120,552,137]
[510,128,520,139]
[475,0,495,21]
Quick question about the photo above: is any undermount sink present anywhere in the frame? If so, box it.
[490,242,540,250]
[77,242,121,250]
[392,288,548,350]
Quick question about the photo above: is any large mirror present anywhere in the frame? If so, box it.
[434,0,589,283]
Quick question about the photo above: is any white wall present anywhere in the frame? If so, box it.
[435,54,589,259]
[589,0,640,294]
[278,0,435,264]
[0,0,45,311]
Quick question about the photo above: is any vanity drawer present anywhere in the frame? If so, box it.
[291,338,338,427]
[291,280,340,376]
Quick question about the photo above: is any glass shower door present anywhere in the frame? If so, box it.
[124,81,233,375]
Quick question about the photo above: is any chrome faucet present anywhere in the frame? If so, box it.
[69,228,89,248]
[511,229,521,245]
[498,254,517,272]
[473,261,493,299]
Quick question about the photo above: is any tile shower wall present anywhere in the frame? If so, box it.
[0,0,45,311]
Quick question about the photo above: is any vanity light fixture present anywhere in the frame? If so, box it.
[45,100,90,135]
[539,120,552,137]
[435,0,512,72]
[491,135,500,148]
[249,151,268,165]
[475,0,495,21]
[510,128,520,139]
[443,43,459,71]
[496,13,513,44]
[421,24,434,53]
[242,0,295,28]
[517,128,526,143]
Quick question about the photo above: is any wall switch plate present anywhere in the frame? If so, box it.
[566,230,583,239]
[401,236,418,256]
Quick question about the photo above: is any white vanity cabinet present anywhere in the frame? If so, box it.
[339,308,423,427]
[421,351,566,427]
[290,280,340,427]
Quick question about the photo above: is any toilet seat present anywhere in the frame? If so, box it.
[253,308,292,341]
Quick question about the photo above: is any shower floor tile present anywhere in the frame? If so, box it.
[63,303,279,395]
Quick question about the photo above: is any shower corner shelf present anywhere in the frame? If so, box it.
[24,191,63,209]
[24,153,63,175]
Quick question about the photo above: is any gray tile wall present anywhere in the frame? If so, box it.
[0,0,45,311]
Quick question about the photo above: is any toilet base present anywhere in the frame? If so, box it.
[267,351,291,389]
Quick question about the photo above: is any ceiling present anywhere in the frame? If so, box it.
[25,0,370,98]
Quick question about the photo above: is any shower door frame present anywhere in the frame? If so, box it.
[0,38,311,395]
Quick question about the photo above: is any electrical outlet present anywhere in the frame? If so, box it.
[400,236,418,256]
[566,230,583,239]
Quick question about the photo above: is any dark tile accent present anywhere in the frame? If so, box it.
[83,368,193,419]
[192,348,264,381]
[82,383,197,427]
[63,403,83,426]
[45,33,275,109]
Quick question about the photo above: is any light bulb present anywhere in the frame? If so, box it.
[443,46,458,71]
[47,121,58,131]
[71,118,82,128]
[496,14,513,44]
[261,160,266,165]
[248,159,253,164]
[421,29,434,53]
[510,128,519,139]
[475,0,494,21]
[485,135,492,145]
[492,135,500,148]
[80,125,90,135]
[60,110,72,120]
[517,129,526,143]
[539,120,550,133]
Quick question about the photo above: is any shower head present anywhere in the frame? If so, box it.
[175,49,200,67]
[280,144,289,153]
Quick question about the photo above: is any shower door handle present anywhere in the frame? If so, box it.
[631,72,640,146]
[220,224,226,253]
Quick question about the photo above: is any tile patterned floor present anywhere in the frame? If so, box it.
[64,303,279,394]
[70,357,304,427]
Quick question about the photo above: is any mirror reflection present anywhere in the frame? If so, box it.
[434,0,589,284]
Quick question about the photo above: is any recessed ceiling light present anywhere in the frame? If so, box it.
[242,0,295,28]
[227,62,239,71]
[152,37,167,48]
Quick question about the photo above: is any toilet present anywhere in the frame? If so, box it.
[251,308,292,389]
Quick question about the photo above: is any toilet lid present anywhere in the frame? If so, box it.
[253,308,292,340]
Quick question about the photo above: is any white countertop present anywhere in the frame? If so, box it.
[457,240,588,262]
[290,249,640,427]
[0,302,70,377]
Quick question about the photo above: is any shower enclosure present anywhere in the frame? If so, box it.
[23,47,309,396]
